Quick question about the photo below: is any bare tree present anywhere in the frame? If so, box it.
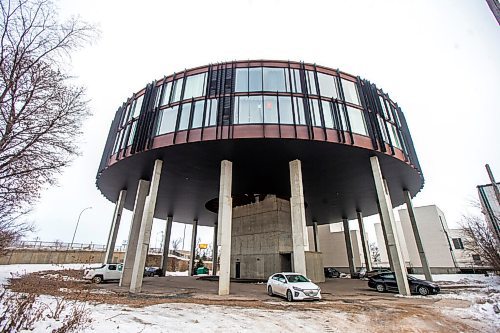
[0,0,96,250]
[369,242,381,266]
[460,214,500,271]
[170,237,182,252]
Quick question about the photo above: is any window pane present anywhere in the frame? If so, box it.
[178,103,191,131]
[183,73,206,100]
[347,106,367,135]
[317,73,338,99]
[248,67,263,91]
[306,70,317,95]
[278,96,293,124]
[132,95,144,118]
[157,106,179,135]
[378,95,389,118]
[127,121,137,146]
[237,96,263,124]
[171,78,184,102]
[192,101,204,128]
[235,68,248,92]
[205,99,218,127]
[121,104,132,127]
[388,124,401,148]
[113,130,123,154]
[293,97,306,125]
[322,100,334,128]
[263,95,278,123]
[291,69,301,93]
[263,67,286,92]
[377,115,389,142]
[309,99,321,126]
[159,82,172,106]
[342,79,360,105]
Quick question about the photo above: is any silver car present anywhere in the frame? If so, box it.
[267,272,321,302]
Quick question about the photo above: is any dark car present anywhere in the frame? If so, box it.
[324,267,341,278]
[364,268,391,279]
[368,272,440,296]
[144,267,163,277]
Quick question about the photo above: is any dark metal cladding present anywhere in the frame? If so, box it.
[97,106,123,178]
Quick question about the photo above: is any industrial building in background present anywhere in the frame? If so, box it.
[477,164,500,243]
[97,60,426,296]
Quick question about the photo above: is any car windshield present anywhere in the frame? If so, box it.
[285,274,309,283]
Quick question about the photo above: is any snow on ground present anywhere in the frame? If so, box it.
[1,264,499,332]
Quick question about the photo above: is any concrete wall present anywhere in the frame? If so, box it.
[0,249,188,271]
[231,196,293,279]
[374,219,410,266]
[448,228,490,270]
[305,251,325,283]
[398,205,458,273]
[308,223,364,272]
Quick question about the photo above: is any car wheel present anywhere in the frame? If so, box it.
[418,286,430,296]
[286,290,294,302]
[149,272,154,277]
[92,275,103,284]
[375,283,386,292]
[267,286,274,296]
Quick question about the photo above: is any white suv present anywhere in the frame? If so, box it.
[83,263,123,283]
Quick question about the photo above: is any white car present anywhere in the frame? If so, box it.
[83,263,123,283]
[267,272,321,302]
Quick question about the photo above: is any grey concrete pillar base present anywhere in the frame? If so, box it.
[357,211,372,271]
[218,160,233,296]
[343,218,356,277]
[104,189,127,264]
[189,220,198,276]
[370,156,411,296]
[404,190,433,282]
[130,159,163,293]
[289,159,308,276]
[160,216,173,273]
[120,180,150,287]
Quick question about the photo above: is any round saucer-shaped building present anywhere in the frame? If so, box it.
[97,60,424,296]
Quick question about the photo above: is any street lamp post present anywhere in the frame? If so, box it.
[70,206,92,248]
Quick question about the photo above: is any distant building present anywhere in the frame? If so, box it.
[477,182,500,243]
[373,205,491,273]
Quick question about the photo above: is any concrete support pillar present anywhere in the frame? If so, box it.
[104,189,127,264]
[130,159,163,293]
[357,211,372,271]
[377,200,393,269]
[189,220,199,276]
[120,180,150,287]
[218,160,233,295]
[160,216,173,273]
[212,223,218,276]
[313,221,320,252]
[370,156,410,296]
[404,190,433,281]
[289,159,309,276]
[342,218,356,277]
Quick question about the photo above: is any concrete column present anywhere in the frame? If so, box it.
[404,190,433,281]
[104,189,127,264]
[342,218,356,277]
[218,160,233,296]
[160,216,173,273]
[130,159,163,293]
[289,159,309,276]
[212,223,218,276]
[370,156,410,296]
[120,180,150,287]
[313,221,320,252]
[188,220,198,276]
[357,211,372,271]
[377,200,393,269]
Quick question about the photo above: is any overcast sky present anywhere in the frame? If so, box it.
[25,0,500,251]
